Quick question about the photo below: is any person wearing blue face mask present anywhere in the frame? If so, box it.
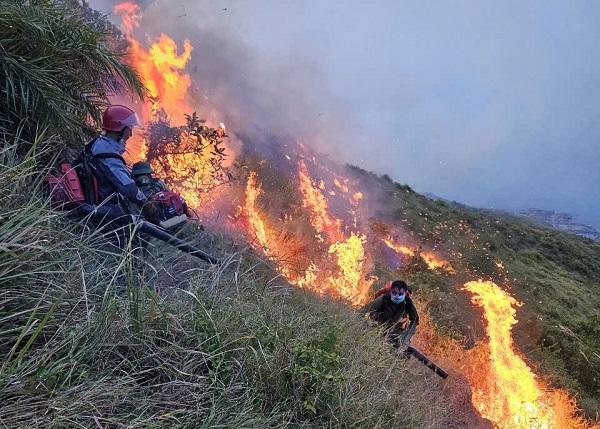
[359,280,419,347]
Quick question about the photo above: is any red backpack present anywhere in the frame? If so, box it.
[45,164,86,209]
[149,190,188,220]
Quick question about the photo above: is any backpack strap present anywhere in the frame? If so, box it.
[75,139,127,204]
[84,139,126,165]
[92,152,126,164]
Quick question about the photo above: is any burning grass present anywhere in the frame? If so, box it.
[349,166,600,419]
[0,192,450,428]
[3,1,599,426]
[0,131,452,428]
[3,130,600,428]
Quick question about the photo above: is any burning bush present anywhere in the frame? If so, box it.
[144,111,237,208]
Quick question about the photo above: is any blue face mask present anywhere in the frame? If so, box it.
[391,294,405,304]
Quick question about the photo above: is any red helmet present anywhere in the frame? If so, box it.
[101,105,141,132]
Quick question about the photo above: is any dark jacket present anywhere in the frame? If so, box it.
[134,175,169,198]
[360,294,419,334]
[89,136,147,205]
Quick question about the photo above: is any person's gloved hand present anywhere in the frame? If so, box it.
[141,201,159,220]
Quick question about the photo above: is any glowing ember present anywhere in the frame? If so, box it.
[464,280,592,429]
[334,178,349,193]
[384,236,454,272]
[215,123,226,138]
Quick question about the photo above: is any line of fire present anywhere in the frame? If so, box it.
[108,2,596,428]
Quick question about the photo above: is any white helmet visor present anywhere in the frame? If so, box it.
[119,112,142,129]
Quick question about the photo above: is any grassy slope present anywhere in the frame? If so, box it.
[352,166,600,416]
[2,145,598,427]
[0,147,462,427]
[1,1,598,424]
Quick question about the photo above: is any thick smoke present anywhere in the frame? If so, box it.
[91,0,353,160]
[89,0,600,230]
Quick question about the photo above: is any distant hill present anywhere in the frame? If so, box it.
[513,208,600,241]
[423,192,600,242]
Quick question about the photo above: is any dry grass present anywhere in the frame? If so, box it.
[0,133,455,427]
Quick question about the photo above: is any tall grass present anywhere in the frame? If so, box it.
[0,131,459,428]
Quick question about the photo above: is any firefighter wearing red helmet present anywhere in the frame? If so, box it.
[84,105,157,219]
[101,104,141,132]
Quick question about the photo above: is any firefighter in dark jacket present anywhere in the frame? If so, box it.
[131,161,169,197]
[360,280,419,347]
[88,105,157,219]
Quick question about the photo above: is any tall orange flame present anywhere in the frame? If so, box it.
[464,280,592,429]
[243,167,373,306]
[325,232,373,305]
[125,34,193,122]
[297,161,373,304]
[298,160,343,243]
[113,1,140,34]
[245,171,268,249]
[114,1,230,209]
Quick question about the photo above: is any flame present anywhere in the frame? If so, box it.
[124,31,218,207]
[384,236,454,272]
[296,161,373,304]
[242,166,373,306]
[126,34,193,122]
[464,280,592,429]
[245,171,268,248]
[325,232,373,305]
[215,123,226,138]
[115,2,230,209]
[113,1,140,34]
[334,178,349,193]
[244,171,315,288]
[298,160,343,243]
[115,1,193,131]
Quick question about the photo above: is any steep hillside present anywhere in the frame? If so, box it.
[351,166,600,416]
[2,1,599,428]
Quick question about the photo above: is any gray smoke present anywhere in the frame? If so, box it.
[88,0,600,230]
[90,0,353,157]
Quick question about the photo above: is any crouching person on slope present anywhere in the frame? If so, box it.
[359,280,419,348]
[131,161,169,197]
[84,105,158,221]
[131,161,190,229]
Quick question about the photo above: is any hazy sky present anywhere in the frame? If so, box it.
[91,0,600,229]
